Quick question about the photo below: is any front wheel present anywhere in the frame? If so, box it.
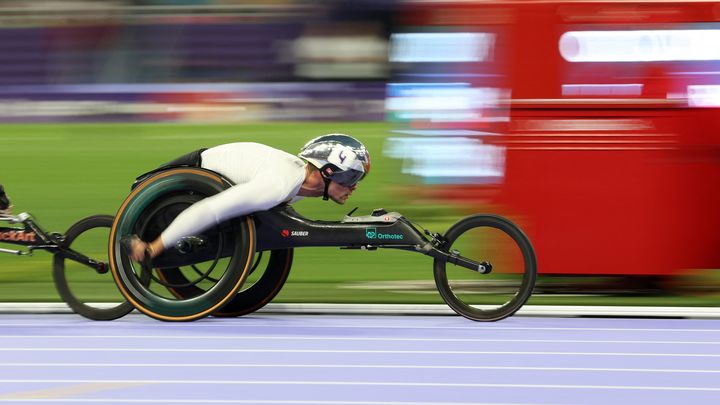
[434,214,537,321]
[53,215,134,320]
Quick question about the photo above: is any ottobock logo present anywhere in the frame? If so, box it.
[281,229,308,237]
[0,230,36,243]
[365,227,403,240]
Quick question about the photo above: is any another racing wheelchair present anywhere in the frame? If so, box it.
[109,167,537,322]
[0,185,130,320]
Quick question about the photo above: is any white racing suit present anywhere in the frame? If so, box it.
[159,142,306,249]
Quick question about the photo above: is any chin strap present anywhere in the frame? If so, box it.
[322,177,332,201]
[318,163,337,201]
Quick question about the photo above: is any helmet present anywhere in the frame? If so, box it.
[299,134,371,187]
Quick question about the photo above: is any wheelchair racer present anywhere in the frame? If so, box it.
[127,134,370,262]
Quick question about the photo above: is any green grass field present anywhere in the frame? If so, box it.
[1,122,718,307]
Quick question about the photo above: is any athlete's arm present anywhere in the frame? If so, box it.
[159,175,290,249]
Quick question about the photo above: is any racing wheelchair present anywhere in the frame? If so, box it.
[108,166,537,322]
[0,185,130,320]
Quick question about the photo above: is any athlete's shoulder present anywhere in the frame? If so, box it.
[206,142,300,162]
[205,142,272,153]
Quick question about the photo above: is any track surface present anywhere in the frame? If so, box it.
[0,314,718,404]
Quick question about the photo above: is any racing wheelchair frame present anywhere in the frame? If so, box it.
[108,167,537,322]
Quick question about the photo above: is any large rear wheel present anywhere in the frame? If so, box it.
[109,168,255,322]
[156,248,293,317]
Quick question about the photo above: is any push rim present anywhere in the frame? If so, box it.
[109,168,255,321]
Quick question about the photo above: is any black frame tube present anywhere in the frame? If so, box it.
[0,215,107,272]
[253,205,428,251]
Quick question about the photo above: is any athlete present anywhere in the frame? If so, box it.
[126,134,370,261]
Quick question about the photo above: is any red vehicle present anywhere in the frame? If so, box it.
[389,1,720,280]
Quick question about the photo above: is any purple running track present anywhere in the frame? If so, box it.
[0,313,718,404]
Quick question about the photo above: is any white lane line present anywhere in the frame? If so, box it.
[5,302,720,319]
[1,363,718,374]
[0,380,718,391]
[1,323,718,333]
[0,348,718,357]
[0,335,717,345]
[0,400,540,405]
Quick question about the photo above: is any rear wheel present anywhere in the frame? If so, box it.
[434,214,536,321]
[152,193,294,317]
[109,168,255,322]
[53,215,134,321]
[214,248,292,317]
[156,248,293,317]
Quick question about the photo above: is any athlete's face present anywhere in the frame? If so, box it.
[327,181,356,204]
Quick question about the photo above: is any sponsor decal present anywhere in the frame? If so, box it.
[365,227,403,240]
[0,230,36,243]
[281,229,309,237]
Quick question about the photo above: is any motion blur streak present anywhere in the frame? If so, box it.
[386,0,720,290]
[560,30,720,62]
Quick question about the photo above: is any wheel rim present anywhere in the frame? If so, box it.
[109,168,255,321]
[54,215,133,320]
[435,215,536,321]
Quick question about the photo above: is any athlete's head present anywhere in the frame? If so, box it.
[299,134,370,203]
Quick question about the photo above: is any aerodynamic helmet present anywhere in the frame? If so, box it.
[298,134,371,188]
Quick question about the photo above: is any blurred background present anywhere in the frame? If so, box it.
[1,0,720,307]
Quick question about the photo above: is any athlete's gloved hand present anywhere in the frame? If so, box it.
[122,235,150,262]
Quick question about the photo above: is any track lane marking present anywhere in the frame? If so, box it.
[0,348,718,357]
[1,323,719,333]
[0,380,718,391]
[1,363,718,373]
[0,400,540,404]
[0,335,718,344]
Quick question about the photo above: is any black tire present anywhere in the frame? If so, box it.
[433,214,537,321]
[149,192,294,317]
[214,248,292,317]
[156,248,293,317]
[109,168,256,322]
[53,215,134,321]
